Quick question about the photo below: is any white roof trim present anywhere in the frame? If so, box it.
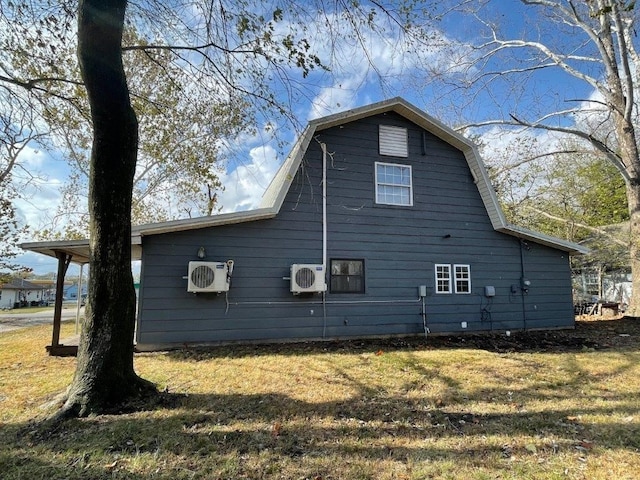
[132,207,277,236]
[498,224,589,255]
[20,238,143,264]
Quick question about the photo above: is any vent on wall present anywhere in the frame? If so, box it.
[379,125,408,157]
[290,264,327,294]
[187,261,230,293]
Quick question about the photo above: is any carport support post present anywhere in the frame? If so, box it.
[75,263,85,334]
[50,251,72,351]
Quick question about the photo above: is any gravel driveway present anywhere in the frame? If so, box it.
[0,306,84,333]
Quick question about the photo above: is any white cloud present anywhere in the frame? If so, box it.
[217,144,281,212]
[305,18,469,120]
[10,144,66,235]
[14,177,64,231]
[478,125,565,164]
[308,77,363,120]
[18,144,47,169]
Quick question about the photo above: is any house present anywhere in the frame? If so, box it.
[64,282,88,301]
[21,98,586,352]
[0,279,47,309]
[571,222,631,312]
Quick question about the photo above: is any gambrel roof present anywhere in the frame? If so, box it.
[21,97,587,262]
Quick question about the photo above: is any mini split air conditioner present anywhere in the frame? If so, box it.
[290,264,327,294]
[187,261,231,293]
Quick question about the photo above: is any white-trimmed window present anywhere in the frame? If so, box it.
[435,264,471,294]
[379,125,408,157]
[375,162,413,206]
[435,264,452,294]
[454,264,471,294]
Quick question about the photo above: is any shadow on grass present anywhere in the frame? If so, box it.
[2,317,638,479]
[2,383,638,479]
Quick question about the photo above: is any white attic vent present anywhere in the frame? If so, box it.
[379,125,408,157]
[187,261,230,293]
[290,264,327,294]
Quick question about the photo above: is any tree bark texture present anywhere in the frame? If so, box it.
[57,0,155,417]
[596,1,640,317]
[612,111,640,317]
[625,182,640,317]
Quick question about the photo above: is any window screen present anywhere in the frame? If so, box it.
[330,259,365,293]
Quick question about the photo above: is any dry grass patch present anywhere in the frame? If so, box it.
[1,317,639,479]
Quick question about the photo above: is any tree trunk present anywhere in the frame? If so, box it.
[626,182,640,317]
[602,1,640,317]
[55,0,155,418]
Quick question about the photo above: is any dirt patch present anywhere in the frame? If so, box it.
[403,315,640,353]
[168,316,640,362]
[322,316,640,354]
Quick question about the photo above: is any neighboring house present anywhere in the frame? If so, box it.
[573,267,631,310]
[22,98,586,351]
[0,279,47,309]
[65,283,88,300]
[571,222,631,310]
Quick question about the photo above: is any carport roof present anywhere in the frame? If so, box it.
[20,237,142,265]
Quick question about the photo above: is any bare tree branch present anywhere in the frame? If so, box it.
[524,205,628,247]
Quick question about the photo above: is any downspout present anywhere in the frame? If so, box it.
[421,294,428,339]
[519,239,528,331]
[321,142,327,271]
[321,142,328,338]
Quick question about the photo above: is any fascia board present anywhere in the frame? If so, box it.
[498,224,589,255]
[132,208,277,237]
[19,239,92,264]
[260,125,316,211]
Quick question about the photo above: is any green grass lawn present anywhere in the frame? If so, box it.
[1,318,639,479]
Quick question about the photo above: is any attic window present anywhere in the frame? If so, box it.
[375,162,413,206]
[379,125,408,157]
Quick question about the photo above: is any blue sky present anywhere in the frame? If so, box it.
[10,0,615,275]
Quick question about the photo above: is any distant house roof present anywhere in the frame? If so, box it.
[0,279,44,291]
[21,97,587,263]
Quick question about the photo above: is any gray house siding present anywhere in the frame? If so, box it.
[136,112,575,349]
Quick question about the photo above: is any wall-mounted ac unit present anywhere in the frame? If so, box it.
[291,264,327,294]
[187,261,230,293]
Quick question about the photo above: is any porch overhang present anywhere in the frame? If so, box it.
[20,237,143,265]
[19,237,142,357]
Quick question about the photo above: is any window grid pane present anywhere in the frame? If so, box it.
[435,264,451,294]
[375,162,413,206]
[454,265,471,294]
